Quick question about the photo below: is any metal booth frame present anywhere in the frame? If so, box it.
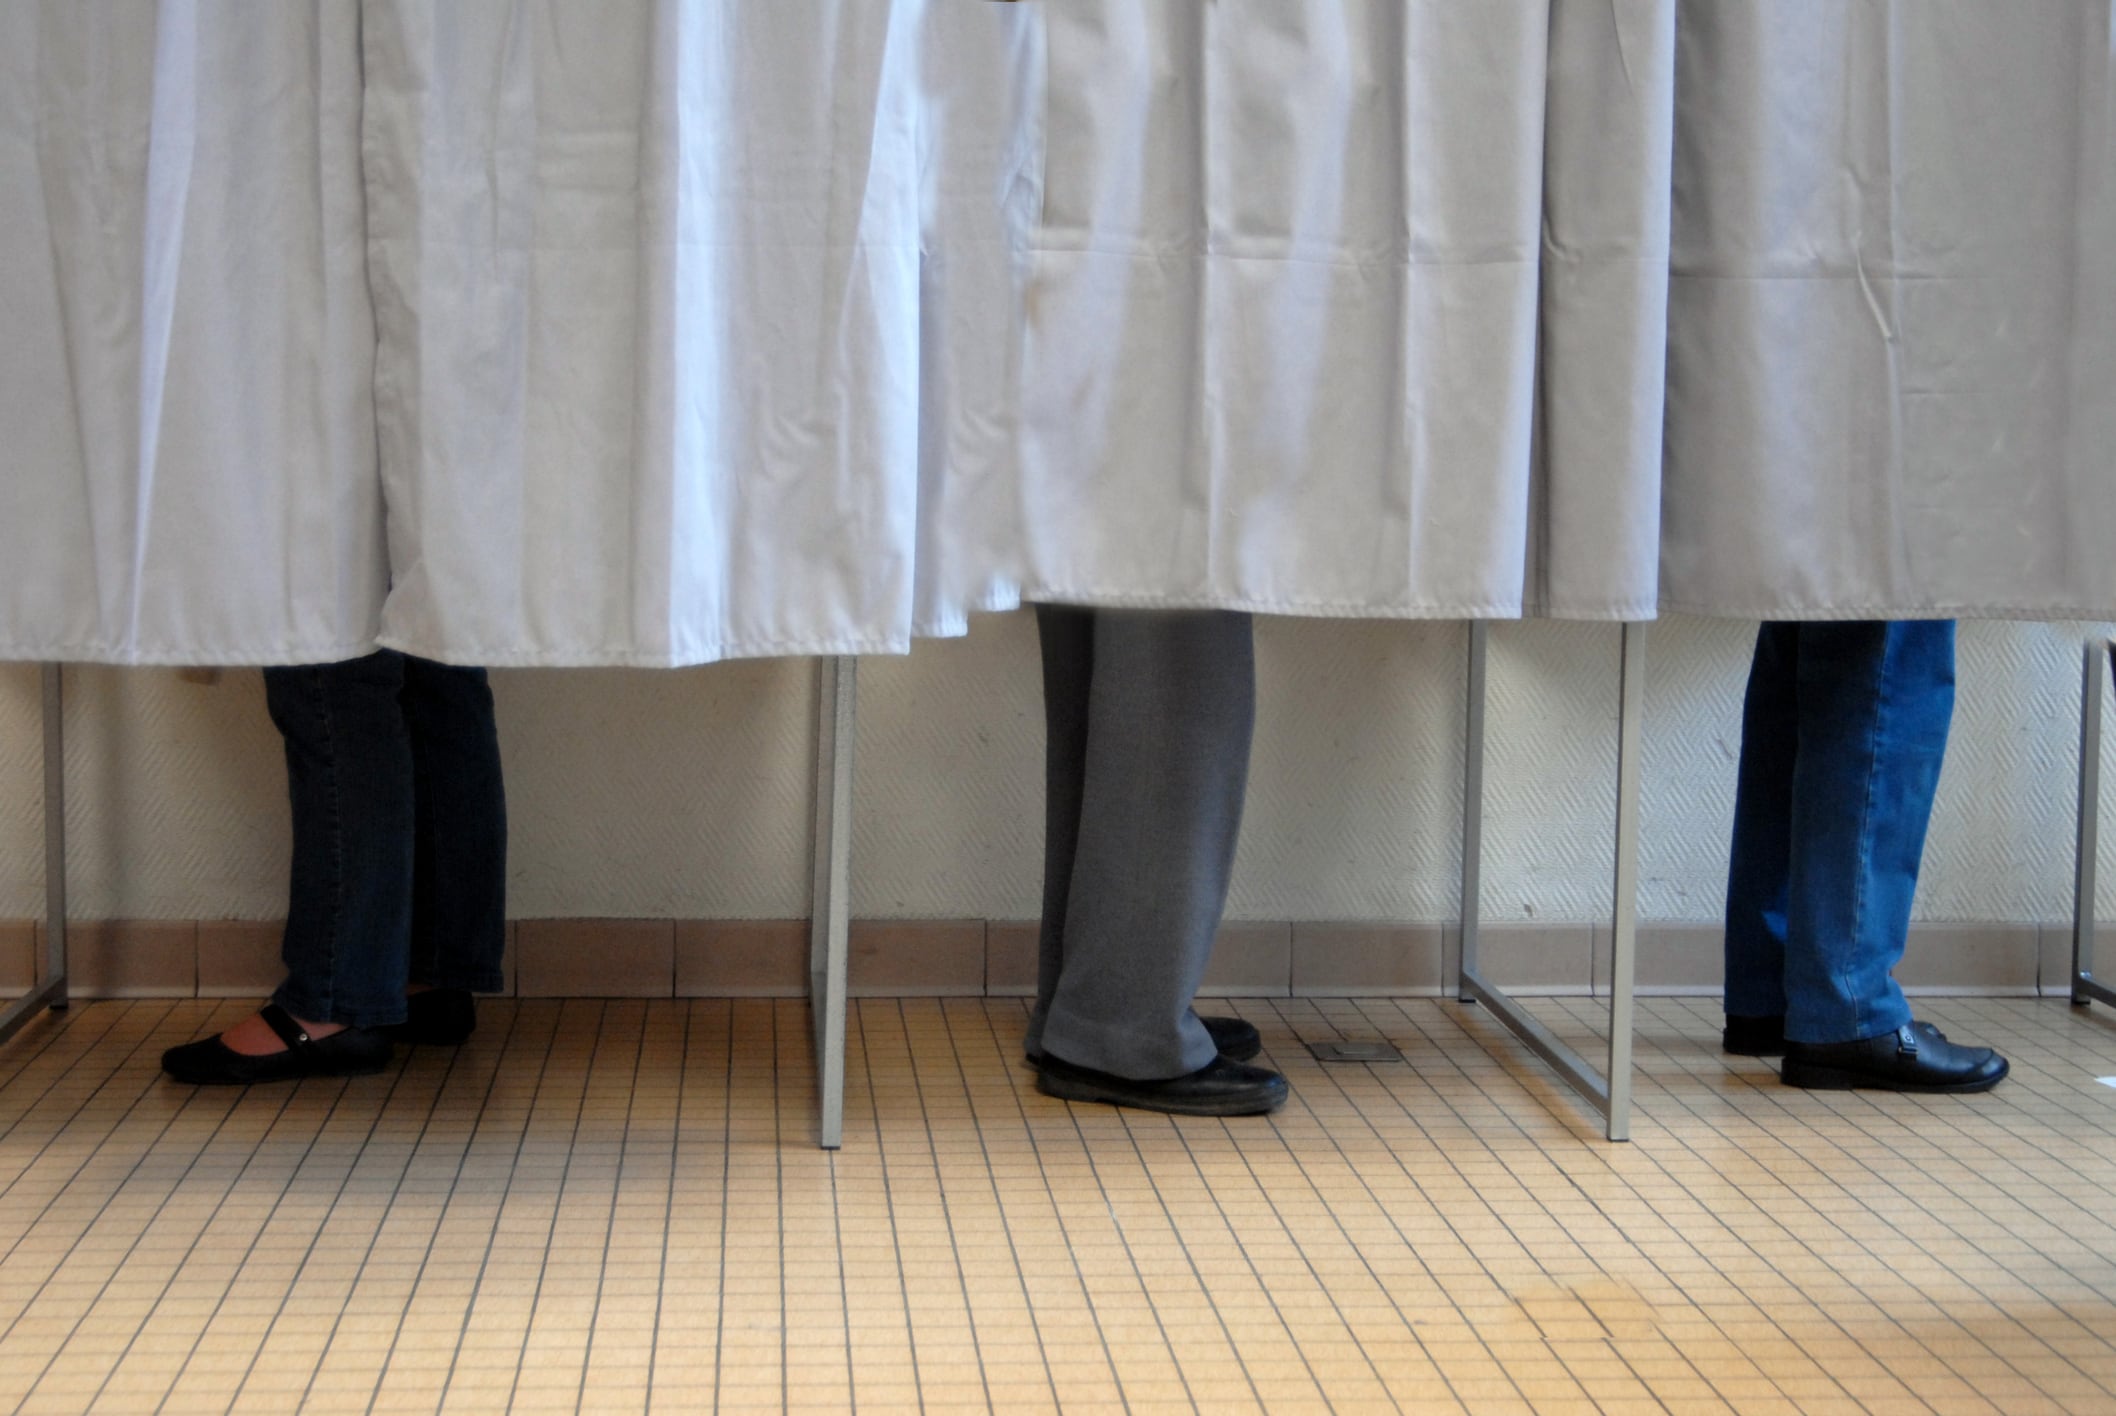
[0,666,70,1053]
[1,637,1646,1149]
[1455,623,1646,1143]
[0,661,865,1148]
[2073,639,2114,1012]
[61,625,2116,1150]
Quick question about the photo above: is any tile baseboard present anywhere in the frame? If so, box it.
[0,918,2095,1001]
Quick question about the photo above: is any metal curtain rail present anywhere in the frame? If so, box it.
[1457,624,1645,1142]
[0,664,69,1050]
[2074,639,2112,1010]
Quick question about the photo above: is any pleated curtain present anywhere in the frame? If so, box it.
[1660,0,2116,621]
[0,0,1038,669]
[4,1,2112,670]
[0,2,386,665]
[365,0,1042,666]
[1017,0,1676,622]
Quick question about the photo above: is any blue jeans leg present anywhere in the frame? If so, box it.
[402,657,508,994]
[1723,624,1800,1022]
[264,651,417,1029]
[1724,622,1955,1045]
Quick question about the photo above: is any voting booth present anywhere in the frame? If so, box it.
[3,0,2112,1144]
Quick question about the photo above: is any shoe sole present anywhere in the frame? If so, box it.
[390,1027,475,1047]
[1035,1070,1287,1117]
[1723,1044,1787,1058]
[165,1057,390,1087]
[1027,1041,1264,1066]
[1780,1059,2008,1094]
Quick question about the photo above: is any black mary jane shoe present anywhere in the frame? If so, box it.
[1029,1015,1260,1067]
[1034,1053,1288,1117]
[389,988,477,1046]
[161,1004,393,1086]
[1780,1021,2008,1094]
[1723,1015,1787,1057]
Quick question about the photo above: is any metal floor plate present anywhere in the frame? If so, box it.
[1306,1040,1405,1064]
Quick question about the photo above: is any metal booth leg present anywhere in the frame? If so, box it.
[2075,640,2112,1009]
[0,664,70,1049]
[809,657,856,1149]
[1456,623,1646,1142]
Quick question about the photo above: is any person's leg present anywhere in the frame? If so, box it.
[1026,606,1096,1062]
[264,650,417,1030]
[1778,622,1950,1044]
[1723,623,1800,1047]
[1777,621,2005,1091]
[402,656,508,994]
[1035,609,1255,1081]
[163,652,410,1082]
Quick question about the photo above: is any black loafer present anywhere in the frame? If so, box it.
[1034,1053,1288,1116]
[161,1005,393,1086]
[1029,1014,1260,1066]
[1781,1021,2008,1094]
[390,988,477,1046]
[1202,1015,1262,1062]
[1723,1015,1787,1057]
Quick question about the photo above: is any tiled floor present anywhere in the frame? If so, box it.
[3,995,2116,1414]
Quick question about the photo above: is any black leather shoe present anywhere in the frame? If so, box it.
[1035,1053,1288,1116]
[1203,1015,1262,1062]
[1781,1021,2008,1094]
[1028,1014,1261,1065]
[1723,1015,1786,1057]
[161,1005,393,1086]
[390,988,477,1046]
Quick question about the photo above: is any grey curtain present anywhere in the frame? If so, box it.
[1661,0,2116,620]
[365,0,1042,667]
[4,1,2110,668]
[1017,0,1677,621]
[0,0,1038,669]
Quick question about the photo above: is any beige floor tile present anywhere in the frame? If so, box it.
[3,996,2115,1412]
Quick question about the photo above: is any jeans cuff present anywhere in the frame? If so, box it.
[415,970,506,995]
[271,983,407,1032]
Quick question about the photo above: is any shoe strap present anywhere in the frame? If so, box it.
[258,1005,314,1053]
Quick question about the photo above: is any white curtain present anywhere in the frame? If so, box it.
[1661,0,2116,620]
[1,0,1035,669]
[7,2,2110,669]
[364,0,1038,666]
[0,1,385,666]
[1015,0,1676,621]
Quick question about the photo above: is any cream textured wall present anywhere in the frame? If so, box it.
[1,615,2111,928]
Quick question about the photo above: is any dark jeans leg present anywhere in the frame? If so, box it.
[401,656,508,994]
[263,651,415,1029]
[1724,624,1800,1021]
[1780,621,1954,1044]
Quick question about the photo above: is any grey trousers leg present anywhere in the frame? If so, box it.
[1027,606,1257,1080]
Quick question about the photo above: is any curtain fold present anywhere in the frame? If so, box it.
[365,0,1039,667]
[1015,0,1678,621]
[1019,0,1546,618]
[1660,0,2116,621]
[0,1,385,666]
[3,2,2110,669]
[1529,0,1677,620]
